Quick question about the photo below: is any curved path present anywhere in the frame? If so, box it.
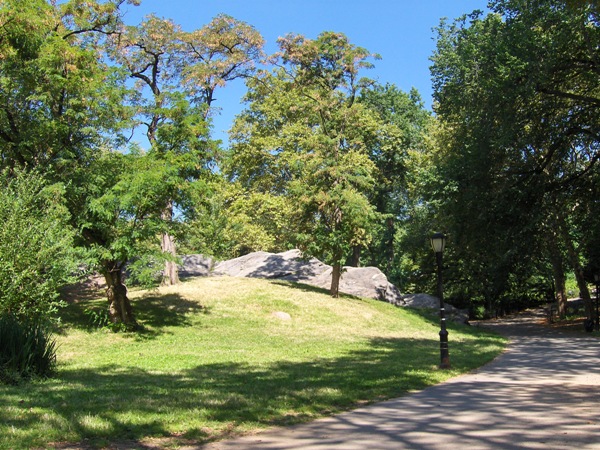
[200,310,600,449]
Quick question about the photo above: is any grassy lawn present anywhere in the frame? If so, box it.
[0,276,506,449]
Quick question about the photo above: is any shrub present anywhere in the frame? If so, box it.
[0,170,78,321]
[0,315,57,384]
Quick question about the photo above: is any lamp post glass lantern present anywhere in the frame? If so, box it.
[431,232,446,253]
[431,232,450,369]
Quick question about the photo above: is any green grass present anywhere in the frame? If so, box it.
[0,276,506,449]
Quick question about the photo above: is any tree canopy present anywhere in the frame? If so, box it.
[430,0,600,316]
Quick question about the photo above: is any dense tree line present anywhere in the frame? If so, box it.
[0,0,597,329]
[430,0,599,318]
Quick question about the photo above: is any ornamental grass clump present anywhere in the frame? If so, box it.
[0,314,57,385]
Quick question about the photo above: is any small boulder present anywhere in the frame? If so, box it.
[272,311,292,321]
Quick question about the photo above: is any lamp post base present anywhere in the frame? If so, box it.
[439,329,451,369]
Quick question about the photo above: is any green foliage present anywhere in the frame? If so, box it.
[0,171,78,320]
[0,0,268,324]
[429,0,600,315]
[227,32,383,290]
[106,11,264,286]
[0,314,57,385]
[220,187,294,257]
[358,83,433,280]
[291,172,378,267]
[0,0,146,326]
[179,179,296,259]
[0,0,131,175]
[74,149,176,277]
[84,307,112,329]
[126,253,169,288]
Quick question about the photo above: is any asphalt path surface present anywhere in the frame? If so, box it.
[199,310,600,450]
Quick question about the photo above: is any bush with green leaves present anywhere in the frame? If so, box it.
[0,314,57,384]
[0,170,78,321]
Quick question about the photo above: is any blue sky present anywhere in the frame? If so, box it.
[122,0,488,142]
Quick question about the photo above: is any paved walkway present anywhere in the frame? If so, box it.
[200,310,600,449]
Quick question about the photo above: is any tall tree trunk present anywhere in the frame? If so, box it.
[547,230,568,318]
[330,263,342,298]
[162,202,179,286]
[103,266,137,328]
[329,203,343,298]
[162,232,179,285]
[557,211,594,319]
[146,98,179,286]
[554,265,569,320]
[385,217,395,275]
[348,245,361,267]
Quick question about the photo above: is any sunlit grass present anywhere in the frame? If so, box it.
[0,276,506,449]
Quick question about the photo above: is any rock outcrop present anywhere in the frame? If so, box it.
[211,249,404,305]
[180,249,467,322]
[402,293,469,324]
[178,254,215,278]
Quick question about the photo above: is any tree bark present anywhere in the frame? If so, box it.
[103,266,137,328]
[330,263,342,298]
[162,232,179,285]
[554,265,568,319]
[161,202,179,286]
[548,238,568,319]
[557,211,594,319]
[385,217,395,275]
[348,245,361,267]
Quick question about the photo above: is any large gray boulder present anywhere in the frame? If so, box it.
[402,293,469,324]
[212,249,404,305]
[180,249,466,322]
[178,254,215,277]
[213,249,325,280]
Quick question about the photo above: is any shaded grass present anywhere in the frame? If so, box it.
[0,277,505,449]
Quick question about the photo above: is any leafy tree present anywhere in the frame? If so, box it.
[72,149,176,328]
[0,1,267,327]
[109,13,264,285]
[0,0,141,321]
[179,14,265,109]
[0,0,185,329]
[227,32,381,296]
[430,0,599,317]
[0,0,132,174]
[358,83,432,279]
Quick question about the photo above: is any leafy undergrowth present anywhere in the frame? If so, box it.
[0,276,505,449]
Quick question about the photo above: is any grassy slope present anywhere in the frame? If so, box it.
[0,276,505,449]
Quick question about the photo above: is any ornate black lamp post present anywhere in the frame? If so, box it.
[431,232,451,369]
